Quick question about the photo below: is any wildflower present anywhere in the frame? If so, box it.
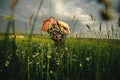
[79,63,83,68]
[56,60,60,65]
[50,70,53,74]
[86,57,90,61]
[88,47,92,50]
[73,54,76,57]
[5,61,9,67]
[67,53,70,57]
[64,47,68,51]
[21,51,25,54]
[47,55,51,59]
[73,59,79,62]
[56,62,60,65]
[42,65,45,68]
[38,47,41,49]
[36,62,39,65]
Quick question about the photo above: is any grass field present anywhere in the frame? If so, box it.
[0,0,120,80]
[0,35,120,80]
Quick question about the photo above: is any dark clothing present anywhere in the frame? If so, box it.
[54,34,66,48]
[47,22,67,48]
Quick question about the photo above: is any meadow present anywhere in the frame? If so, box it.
[0,0,120,80]
[0,35,120,80]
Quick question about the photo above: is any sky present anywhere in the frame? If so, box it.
[0,0,120,38]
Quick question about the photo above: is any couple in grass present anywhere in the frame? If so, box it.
[42,17,70,48]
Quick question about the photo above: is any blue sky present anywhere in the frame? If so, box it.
[0,0,119,37]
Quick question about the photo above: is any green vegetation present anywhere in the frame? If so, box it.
[0,0,120,80]
[0,36,120,80]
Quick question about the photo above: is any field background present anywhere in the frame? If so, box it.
[0,0,120,80]
[0,34,120,80]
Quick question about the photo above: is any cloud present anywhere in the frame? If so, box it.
[0,0,119,35]
[50,0,94,25]
[0,9,10,16]
[73,8,94,25]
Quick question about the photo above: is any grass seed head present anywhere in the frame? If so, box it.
[86,24,91,30]
[10,0,19,10]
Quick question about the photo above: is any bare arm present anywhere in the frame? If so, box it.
[57,21,70,34]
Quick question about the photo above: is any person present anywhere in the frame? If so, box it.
[42,17,70,48]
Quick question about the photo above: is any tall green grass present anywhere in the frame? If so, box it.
[0,0,120,80]
[1,37,120,80]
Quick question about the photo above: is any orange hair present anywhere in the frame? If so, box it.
[49,16,55,20]
[42,17,55,31]
[42,19,51,31]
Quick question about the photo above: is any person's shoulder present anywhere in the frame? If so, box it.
[57,20,65,24]
[57,20,69,28]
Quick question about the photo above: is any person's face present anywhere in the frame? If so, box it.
[49,18,54,24]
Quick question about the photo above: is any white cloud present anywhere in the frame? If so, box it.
[50,0,93,25]
[0,0,119,35]
[0,9,10,16]
[74,9,94,24]
[51,0,71,18]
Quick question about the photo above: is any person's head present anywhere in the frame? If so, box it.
[49,17,56,24]
[42,16,56,31]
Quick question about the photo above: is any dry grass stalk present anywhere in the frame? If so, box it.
[86,24,91,30]
[90,14,94,21]
[10,0,19,10]
[99,22,102,32]
[29,14,33,26]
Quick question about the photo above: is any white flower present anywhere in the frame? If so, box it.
[86,57,90,61]
[73,54,76,57]
[79,63,83,67]
[47,55,51,59]
[5,61,9,67]
[64,47,68,51]
[56,62,60,65]
[50,70,53,74]
[42,65,45,68]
